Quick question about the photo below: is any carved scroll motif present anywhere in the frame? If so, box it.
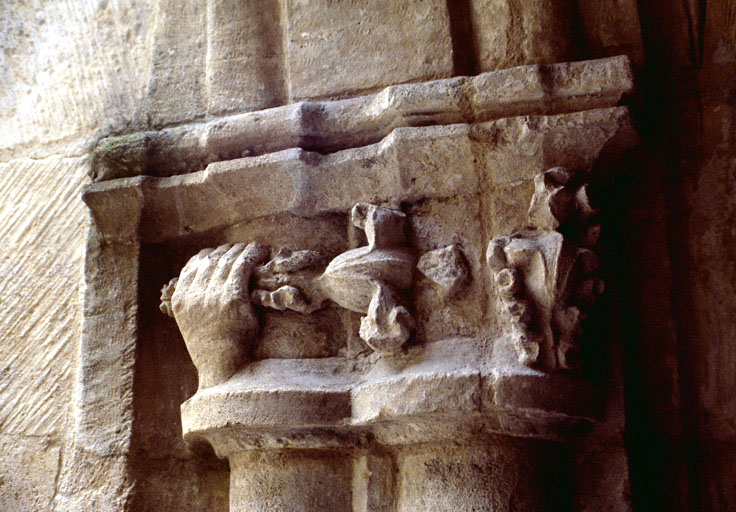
[487,167,605,372]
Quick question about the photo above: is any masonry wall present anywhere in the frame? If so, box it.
[0,1,732,511]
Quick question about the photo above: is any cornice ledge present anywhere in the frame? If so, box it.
[91,56,634,182]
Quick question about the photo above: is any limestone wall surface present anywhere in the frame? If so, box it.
[0,0,732,511]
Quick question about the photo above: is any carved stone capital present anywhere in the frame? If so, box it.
[487,167,605,372]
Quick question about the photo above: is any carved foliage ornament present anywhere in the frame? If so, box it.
[486,167,604,372]
[161,203,427,388]
[161,169,602,389]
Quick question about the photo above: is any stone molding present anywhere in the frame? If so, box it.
[91,56,634,181]
[79,58,639,512]
[83,106,636,243]
[180,338,599,459]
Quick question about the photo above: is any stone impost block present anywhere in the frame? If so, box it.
[91,56,635,181]
[85,106,637,244]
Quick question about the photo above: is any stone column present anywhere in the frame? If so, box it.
[229,450,352,512]
[224,439,568,512]
[394,440,562,512]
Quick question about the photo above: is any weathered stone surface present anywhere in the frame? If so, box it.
[167,203,416,363]
[408,196,486,342]
[230,450,352,512]
[9,1,734,510]
[470,0,579,72]
[320,204,415,354]
[180,335,598,455]
[145,0,207,127]
[0,157,86,437]
[206,0,285,115]
[417,244,469,298]
[352,452,394,512]
[81,92,638,512]
[128,456,229,512]
[91,56,636,181]
[570,433,632,512]
[227,213,350,360]
[577,0,644,64]
[283,0,453,101]
[623,2,736,508]
[130,92,638,511]
[0,435,60,512]
[53,448,131,512]
[75,228,139,457]
[85,106,637,244]
[0,1,157,160]
[0,2,643,164]
[488,167,604,371]
[395,441,556,512]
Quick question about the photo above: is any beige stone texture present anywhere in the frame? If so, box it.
[577,0,644,64]
[282,0,454,101]
[0,0,733,510]
[230,450,352,512]
[205,0,285,115]
[0,157,86,437]
[0,435,60,512]
[395,441,555,511]
[84,107,637,244]
[91,55,635,181]
[0,0,645,163]
[469,0,579,72]
[113,98,634,511]
[0,1,156,160]
[145,0,208,127]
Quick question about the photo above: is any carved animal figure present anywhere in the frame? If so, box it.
[318,203,415,354]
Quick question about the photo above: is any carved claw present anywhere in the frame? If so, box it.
[166,242,269,389]
[359,284,414,354]
[164,203,416,366]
